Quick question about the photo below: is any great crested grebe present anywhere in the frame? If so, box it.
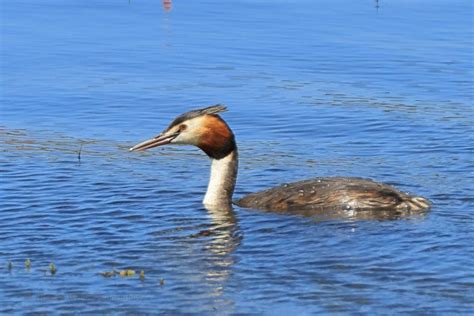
[130,105,431,215]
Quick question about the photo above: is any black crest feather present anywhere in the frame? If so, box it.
[166,104,228,130]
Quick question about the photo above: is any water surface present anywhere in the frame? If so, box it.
[1,0,473,314]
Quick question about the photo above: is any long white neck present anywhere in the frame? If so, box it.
[203,148,238,208]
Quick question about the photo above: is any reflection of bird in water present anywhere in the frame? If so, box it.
[130,105,431,218]
[202,206,241,288]
[185,206,241,309]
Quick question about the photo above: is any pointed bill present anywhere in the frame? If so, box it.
[129,132,179,152]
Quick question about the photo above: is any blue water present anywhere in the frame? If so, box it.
[1,0,473,314]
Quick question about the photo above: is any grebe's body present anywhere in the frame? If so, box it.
[130,105,431,216]
[235,177,430,214]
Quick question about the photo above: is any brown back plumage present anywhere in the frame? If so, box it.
[235,177,431,218]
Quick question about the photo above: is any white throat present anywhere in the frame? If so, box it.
[203,149,238,208]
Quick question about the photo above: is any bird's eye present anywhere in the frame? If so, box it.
[179,124,187,132]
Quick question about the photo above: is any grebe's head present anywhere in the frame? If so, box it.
[129,104,236,159]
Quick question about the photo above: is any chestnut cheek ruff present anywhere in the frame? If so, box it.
[197,116,237,159]
[199,135,236,160]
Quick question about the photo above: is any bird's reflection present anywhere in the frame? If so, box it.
[266,207,430,221]
[195,204,242,304]
[203,204,241,255]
